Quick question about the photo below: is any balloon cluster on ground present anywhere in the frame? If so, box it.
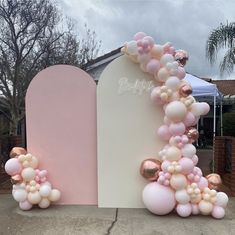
[5,147,61,210]
[122,32,228,219]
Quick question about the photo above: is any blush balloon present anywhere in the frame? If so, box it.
[176,203,192,217]
[5,158,22,176]
[183,112,196,127]
[179,157,194,174]
[157,125,171,140]
[169,122,186,136]
[176,66,186,79]
[197,177,208,190]
[19,200,33,211]
[142,182,176,215]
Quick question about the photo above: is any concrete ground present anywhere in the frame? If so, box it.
[0,194,235,235]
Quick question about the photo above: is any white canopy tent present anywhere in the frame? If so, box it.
[183,73,220,172]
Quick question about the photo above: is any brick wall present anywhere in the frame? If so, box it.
[214,136,235,196]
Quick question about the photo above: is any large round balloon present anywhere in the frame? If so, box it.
[142,182,176,215]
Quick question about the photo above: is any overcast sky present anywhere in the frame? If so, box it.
[59,0,235,80]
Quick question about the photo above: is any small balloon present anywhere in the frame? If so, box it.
[179,84,192,97]
[185,127,199,143]
[140,159,161,181]
[206,173,222,190]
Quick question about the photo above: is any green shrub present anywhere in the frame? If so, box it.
[223,112,235,137]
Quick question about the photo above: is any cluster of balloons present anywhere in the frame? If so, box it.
[122,32,228,219]
[4,147,61,210]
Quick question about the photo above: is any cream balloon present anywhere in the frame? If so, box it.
[21,167,36,182]
[29,156,39,169]
[156,68,169,82]
[39,198,51,209]
[198,200,213,215]
[27,191,41,204]
[170,174,187,190]
[48,189,61,202]
[165,146,181,161]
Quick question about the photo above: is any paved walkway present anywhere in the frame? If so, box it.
[0,194,235,235]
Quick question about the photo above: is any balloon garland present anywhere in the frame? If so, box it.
[122,32,228,219]
[4,147,61,210]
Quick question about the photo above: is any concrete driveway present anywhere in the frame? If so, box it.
[0,194,234,235]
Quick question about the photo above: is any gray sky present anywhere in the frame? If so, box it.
[59,0,235,80]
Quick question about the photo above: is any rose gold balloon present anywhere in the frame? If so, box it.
[11,174,22,184]
[140,158,161,181]
[206,173,222,190]
[185,127,199,143]
[10,147,27,158]
[179,84,192,97]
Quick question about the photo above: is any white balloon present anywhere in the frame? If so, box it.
[181,144,196,158]
[215,192,229,208]
[160,54,174,66]
[165,76,180,91]
[175,189,190,204]
[165,101,187,122]
[39,185,52,197]
[13,189,28,202]
[126,40,138,55]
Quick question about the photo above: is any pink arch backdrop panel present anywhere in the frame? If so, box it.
[26,65,97,205]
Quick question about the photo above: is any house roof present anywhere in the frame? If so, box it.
[211,80,235,96]
[85,47,122,71]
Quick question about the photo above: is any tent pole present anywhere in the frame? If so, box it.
[220,96,223,136]
[213,95,216,173]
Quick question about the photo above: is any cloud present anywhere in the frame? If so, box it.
[59,0,235,79]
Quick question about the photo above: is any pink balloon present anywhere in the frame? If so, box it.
[19,200,33,211]
[183,112,196,127]
[176,203,192,217]
[142,182,176,215]
[169,122,186,136]
[143,36,155,47]
[212,206,225,219]
[197,177,208,190]
[5,158,22,176]
[161,160,171,173]
[179,157,194,174]
[176,67,186,79]
[134,32,146,41]
[146,59,160,74]
[191,155,199,165]
[157,125,171,140]
[200,102,210,115]
[191,204,200,215]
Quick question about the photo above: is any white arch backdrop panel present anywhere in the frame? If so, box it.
[97,55,165,208]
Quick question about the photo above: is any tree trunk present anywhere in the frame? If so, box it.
[9,113,19,136]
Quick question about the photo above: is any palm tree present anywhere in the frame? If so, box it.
[206,22,235,75]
